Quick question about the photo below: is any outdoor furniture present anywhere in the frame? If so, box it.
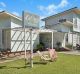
[48,49,57,61]
[37,51,51,61]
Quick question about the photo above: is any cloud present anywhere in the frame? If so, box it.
[0,2,6,7]
[38,4,57,15]
[40,15,46,19]
[12,11,19,16]
[58,0,68,7]
[38,0,69,15]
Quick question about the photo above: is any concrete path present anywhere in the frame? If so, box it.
[59,50,80,55]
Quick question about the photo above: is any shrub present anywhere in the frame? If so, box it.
[55,42,61,51]
[33,43,44,52]
[56,42,61,48]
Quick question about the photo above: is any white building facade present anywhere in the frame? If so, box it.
[42,7,80,48]
[0,11,39,52]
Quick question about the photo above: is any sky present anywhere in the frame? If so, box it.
[0,0,80,27]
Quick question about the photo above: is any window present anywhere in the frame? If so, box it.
[74,18,77,28]
[59,19,66,23]
[66,34,68,42]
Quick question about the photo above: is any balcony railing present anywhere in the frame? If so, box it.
[59,19,73,27]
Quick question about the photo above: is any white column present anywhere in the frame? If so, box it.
[77,33,78,44]
[52,31,53,49]
[72,32,73,50]
[30,29,33,68]
[62,33,66,47]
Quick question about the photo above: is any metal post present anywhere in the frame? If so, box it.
[52,31,53,49]
[22,11,27,66]
[30,29,33,68]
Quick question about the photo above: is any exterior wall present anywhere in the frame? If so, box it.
[53,32,65,47]
[40,33,52,48]
[73,14,80,32]
[11,17,22,52]
[0,13,39,52]
[45,12,74,29]
[11,30,39,52]
[11,17,22,28]
[0,17,11,28]
[44,12,80,47]
[10,17,39,52]
[68,33,80,46]
[2,29,11,50]
[40,32,65,48]
[0,16,11,50]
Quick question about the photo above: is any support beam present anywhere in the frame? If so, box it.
[22,11,27,66]
[52,31,53,49]
[30,29,33,68]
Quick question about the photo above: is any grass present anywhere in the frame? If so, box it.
[0,53,80,74]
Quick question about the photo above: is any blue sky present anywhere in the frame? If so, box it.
[0,0,80,27]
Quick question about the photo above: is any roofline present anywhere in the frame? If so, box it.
[0,11,22,21]
[42,7,78,21]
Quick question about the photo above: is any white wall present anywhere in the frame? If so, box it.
[40,33,52,48]
[45,12,74,27]
[11,30,39,52]
[10,17,39,52]
[0,17,11,28]
[40,32,65,48]
[11,17,22,28]
[44,12,80,47]
[0,17,11,50]
[73,14,80,32]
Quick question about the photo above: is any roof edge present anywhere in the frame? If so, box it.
[0,11,22,21]
[42,7,78,21]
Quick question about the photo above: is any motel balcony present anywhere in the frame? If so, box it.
[59,19,73,27]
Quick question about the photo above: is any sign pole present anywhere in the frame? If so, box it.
[30,29,33,68]
[22,11,27,66]
[52,31,53,49]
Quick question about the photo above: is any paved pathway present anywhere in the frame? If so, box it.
[59,50,80,55]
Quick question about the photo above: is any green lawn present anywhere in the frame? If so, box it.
[0,53,80,74]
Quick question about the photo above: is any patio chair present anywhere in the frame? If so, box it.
[37,51,51,61]
[48,49,57,61]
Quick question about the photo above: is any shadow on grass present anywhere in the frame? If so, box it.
[0,65,29,69]
[0,66,6,69]
[27,61,48,65]
[0,61,48,70]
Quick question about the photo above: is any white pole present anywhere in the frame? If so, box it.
[30,29,33,68]
[72,32,73,50]
[52,31,53,49]
[22,11,27,65]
